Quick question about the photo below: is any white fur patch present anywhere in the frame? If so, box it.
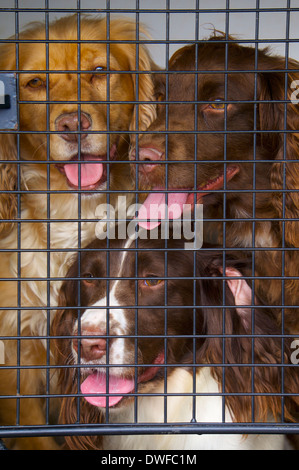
[75,240,135,370]
[103,367,288,450]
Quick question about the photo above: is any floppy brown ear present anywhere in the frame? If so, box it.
[258,57,299,248]
[0,43,18,236]
[225,267,299,423]
[271,160,299,248]
[197,259,299,423]
[0,134,18,236]
[51,280,74,370]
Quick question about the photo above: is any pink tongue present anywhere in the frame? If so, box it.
[136,190,189,229]
[64,156,104,187]
[81,373,135,408]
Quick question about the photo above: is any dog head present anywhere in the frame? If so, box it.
[0,14,157,232]
[52,235,299,449]
[129,36,299,231]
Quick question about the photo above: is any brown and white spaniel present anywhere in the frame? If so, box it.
[53,235,299,450]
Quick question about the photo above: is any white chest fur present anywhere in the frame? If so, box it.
[103,368,288,451]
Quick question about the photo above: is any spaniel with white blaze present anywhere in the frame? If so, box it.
[53,236,299,450]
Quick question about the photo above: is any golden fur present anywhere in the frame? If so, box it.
[0,14,156,450]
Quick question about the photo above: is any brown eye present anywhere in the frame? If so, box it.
[27,77,45,89]
[209,99,225,110]
[143,278,163,287]
[82,273,95,285]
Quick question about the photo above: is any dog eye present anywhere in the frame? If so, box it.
[209,99,225,110]
[92,66,107,78]
[142,278,163,287]
[27,77,45,89]
[82,273,95,285]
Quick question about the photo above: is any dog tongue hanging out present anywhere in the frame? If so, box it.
[56,144,117,190]
[135,167,238,229]
[81,351,165,408]
[64,156,105,189]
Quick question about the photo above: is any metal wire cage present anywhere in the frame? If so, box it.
[0,0,298,451]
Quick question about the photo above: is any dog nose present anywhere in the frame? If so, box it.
[130,147,163,172]
[55,112,92,142]
[130,147,163,161]
[73,330,106,361]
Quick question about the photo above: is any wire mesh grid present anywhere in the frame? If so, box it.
[0,0,298,451]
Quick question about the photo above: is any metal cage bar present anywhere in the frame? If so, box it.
[0,0,298,450]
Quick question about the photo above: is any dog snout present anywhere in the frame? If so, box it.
[130,147,163,173]
[55,112,92,142]
[73,329,107,361]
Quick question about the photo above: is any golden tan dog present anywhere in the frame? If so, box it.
[0,14,156,449]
